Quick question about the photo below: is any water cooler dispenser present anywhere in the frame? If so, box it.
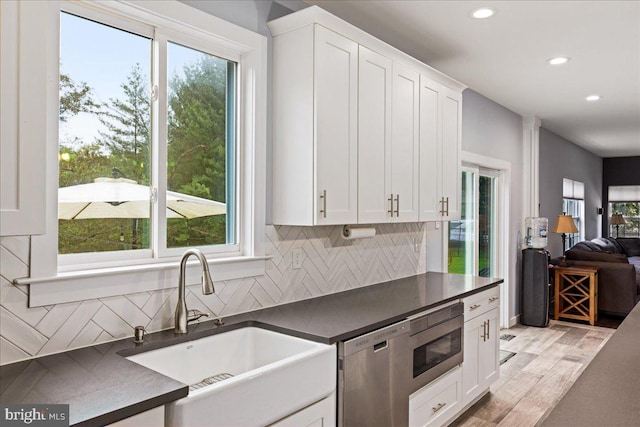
[521,218,551,327]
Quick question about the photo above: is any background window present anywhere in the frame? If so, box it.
[562,178,585,251]
[608,185,640,238]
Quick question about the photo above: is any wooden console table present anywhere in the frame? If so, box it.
[554,266,598,325]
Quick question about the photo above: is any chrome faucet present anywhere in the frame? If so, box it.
[175,249,215,334]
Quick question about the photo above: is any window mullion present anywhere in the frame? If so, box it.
[153,31,169,257]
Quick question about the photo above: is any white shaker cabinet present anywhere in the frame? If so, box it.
[409,367,462,427]
[269,6,464,226]
[354,48,420,224]
[357,46,392,223]
[419,77,462,222]
[269,394,335,427]
[390,62,420,222]
[0,0,48,236]
[272,25,358,225]
[461,288,500,406]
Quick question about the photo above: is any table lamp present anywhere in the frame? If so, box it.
[610,213,626,238]
[552,214,578,266]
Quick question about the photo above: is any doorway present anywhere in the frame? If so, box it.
[444,155,510,329]
[447,166,499,277]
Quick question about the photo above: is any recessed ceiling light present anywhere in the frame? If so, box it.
[470,7,496,19]
[547,57,570,65]
[585,95,601,102]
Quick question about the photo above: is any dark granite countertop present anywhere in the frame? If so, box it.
[0,272,501,426]
[539,300,640,426]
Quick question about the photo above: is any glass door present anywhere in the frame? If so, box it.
[447,167,498,277]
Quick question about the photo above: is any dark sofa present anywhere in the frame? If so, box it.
[554,237,640,316]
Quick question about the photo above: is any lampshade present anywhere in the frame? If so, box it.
[610,213,626,225]
[552,214,578,234]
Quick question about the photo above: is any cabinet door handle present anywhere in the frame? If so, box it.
[445,196,449,216]
[432,402,446,413]
[319,190,327,218]
[388,194,394,216]
[439,197,446,216]
[489,296,499,303]
[480,320,487,341]
[394,194,400,217]
[486,319,490,340]
[469,304,481,310]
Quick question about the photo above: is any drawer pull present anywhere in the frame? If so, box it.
[432,402,446,413]
[489,296,499,302]
[469,304,481,310]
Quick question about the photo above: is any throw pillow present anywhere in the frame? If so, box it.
[565,249,629,263]
[616,238,640,257]
[604,237,624,254]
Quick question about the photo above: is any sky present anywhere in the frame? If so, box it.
[59,11,204,146]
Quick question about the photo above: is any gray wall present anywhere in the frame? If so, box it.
[539,127,603,258]
[461,89,525,324]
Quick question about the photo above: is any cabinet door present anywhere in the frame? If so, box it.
[315,26,358,225]
[418,76,441,222]
[461,308,500,406]
[440,87,462,221]
[479,308,499,387]
[391,63,420,222]
[269,394,335,427]
[0,0,47,236]
[461,314,483,405]
[358,46,392,223]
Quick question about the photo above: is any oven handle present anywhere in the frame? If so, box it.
[408,315,463,348]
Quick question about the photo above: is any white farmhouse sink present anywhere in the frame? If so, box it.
[126,327,336,427]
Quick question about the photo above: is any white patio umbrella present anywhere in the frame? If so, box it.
[59,177,226,220]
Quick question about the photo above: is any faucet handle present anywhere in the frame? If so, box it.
[187,309,210,323]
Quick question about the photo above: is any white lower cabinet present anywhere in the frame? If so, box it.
[461,289,500,406]
[107,406,164,427]
[409,367,462,427]
[269,393,336,427]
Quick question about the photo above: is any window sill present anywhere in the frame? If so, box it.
[18,256,269,307]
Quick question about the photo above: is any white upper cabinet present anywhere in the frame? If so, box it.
[358,46,392,224]
[391,63,420,222]
[271,24,358,225]
[269,7,465,226]
[419,77,462,222]
[0,1,49,236]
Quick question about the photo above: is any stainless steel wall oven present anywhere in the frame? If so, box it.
[338,301,464,426]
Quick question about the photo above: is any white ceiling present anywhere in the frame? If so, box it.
[303,0,640,158]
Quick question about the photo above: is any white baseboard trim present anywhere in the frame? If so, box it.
[509,314,520,327]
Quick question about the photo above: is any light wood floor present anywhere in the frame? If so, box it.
[450,320,615,427]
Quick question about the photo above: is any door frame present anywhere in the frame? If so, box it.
[444,152,511,329]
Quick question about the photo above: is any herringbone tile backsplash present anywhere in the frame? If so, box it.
[0,223,427,365]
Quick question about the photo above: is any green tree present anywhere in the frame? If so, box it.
[166,55,230,247]
[97,63,150,184]
[59,73,99,122]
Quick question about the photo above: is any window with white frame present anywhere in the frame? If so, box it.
[562,178,585,250]
[58,9,237,262]
[23,0,266,305]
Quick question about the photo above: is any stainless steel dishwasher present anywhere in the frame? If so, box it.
[338,319,411,427]
[338,301,464,427]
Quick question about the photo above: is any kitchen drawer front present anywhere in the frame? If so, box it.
[409,366,462,427]
[463,286,499,320]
